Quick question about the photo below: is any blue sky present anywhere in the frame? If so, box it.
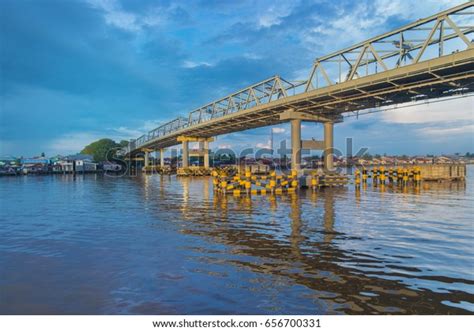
[0,0,473,157]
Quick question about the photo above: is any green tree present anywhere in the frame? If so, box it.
[81,138,120,162]
[119,140,129,147]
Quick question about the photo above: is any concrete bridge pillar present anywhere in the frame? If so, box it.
[182,141,189,168]
[144,151,150,167]
[178,136,214,169]
[323,121,334,172]
[204,141,210,169]
[280,110,342,174]
[291,119,302,172]
[159,149,165,167]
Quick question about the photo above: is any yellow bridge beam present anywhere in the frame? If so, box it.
[177,136,214,142]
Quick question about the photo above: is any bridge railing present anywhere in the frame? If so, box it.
[304,2,473,91]
[122,2,473,155]
[121,76,306,154]
[186,76,305,126]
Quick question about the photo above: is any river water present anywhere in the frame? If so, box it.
[0,167,473,314]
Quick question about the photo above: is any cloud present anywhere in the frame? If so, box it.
[256,140,271,149]
[257,1,299,28]
[85,0,181,32]
[302,0,466,49]
[181,60,213,69]
[111,126,143,138]
[380,97,474,124]
[48,132,104,155]
[272,127,285,133]
[2,0,471,157]
[416,124,474,137]
[86,0,141,32]
[110,119,169,139]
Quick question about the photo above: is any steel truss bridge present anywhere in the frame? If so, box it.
[121,2,474,164]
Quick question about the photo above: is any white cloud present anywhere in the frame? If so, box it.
[257,1,299,28]
[272,127,285,133]
[142,120,163,131]
[48,119,168,155]
[217,144,232,149]
[109,119,167,140]
[86,0,140,32]
[416,124,474,137]
[85,0,166,32]
[256,140,271,149]
[380,97,474,124]
[181,60,213,69]
[112,126,143,138]
[254,0,299,28]
[48,132,104,155]
[300,0,466,54]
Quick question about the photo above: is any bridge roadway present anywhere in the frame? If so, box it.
[122,2,474,172]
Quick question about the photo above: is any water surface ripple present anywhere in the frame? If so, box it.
[1,167,473,314]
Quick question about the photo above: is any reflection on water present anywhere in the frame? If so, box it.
[0,168,473,314]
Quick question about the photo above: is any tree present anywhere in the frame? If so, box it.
[119,140,129,147]
[81,138,121,162]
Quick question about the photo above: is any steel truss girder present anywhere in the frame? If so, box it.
[304,2,473,91]
[124,3,474,156]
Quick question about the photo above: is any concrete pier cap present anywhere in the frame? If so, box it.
[279,110,343,174]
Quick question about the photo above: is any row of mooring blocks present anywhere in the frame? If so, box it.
[212,170,349,195]
[177,166,213,176]
[354,167,422,186]
[142,165,174,175]
[212,170,299,195]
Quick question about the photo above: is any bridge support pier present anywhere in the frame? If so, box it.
[291,119,301,172]
[204,141,210,169]
[280,110,342,174]
[182,141,189,168]
[177,136,214,169]
[324,122,334,172]
[159,149,165,167]
[144,151,150,167]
